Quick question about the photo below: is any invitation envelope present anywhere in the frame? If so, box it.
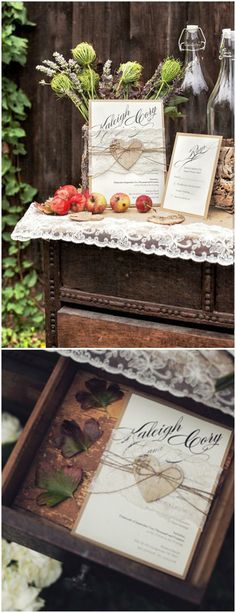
[74,393,232,579]
[89,100,166,205]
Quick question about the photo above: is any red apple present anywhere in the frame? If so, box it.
[68,193,86,212]
[135,195,153,213]
[50,196,71,215]
[54,185,78,199]
[110,193,130,213]
[86,192,107,214]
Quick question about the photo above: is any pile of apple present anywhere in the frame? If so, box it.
[35,185,153,216]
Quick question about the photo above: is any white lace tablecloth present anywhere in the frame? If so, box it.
[11,204,234,266]
[56,349,234,416]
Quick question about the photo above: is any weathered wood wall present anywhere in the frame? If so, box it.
[19,2,234,201]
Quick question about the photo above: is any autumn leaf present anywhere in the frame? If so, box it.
[59,418,103,458]
[75,378,124,410]
[35,466,83,507]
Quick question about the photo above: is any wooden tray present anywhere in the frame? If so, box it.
[2,357,234,604]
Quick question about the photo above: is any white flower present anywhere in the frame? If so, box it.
[2,566,44,611]
[2,540,12,568]
[2,540,62,611]
[10,542,62,588]
[2,413,22,444]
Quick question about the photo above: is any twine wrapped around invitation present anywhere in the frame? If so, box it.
[89,127,166,179]
[89,451,219,517]
[89,141,166,178]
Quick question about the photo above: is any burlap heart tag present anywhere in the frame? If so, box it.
[110,138,143,170]
[133,454,183,503]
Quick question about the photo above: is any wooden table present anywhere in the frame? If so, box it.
[43,240,234,348]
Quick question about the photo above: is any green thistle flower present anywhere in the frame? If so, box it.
[72,42,96,66]
[51,73,72,95]
[79,67,99,94]
[161,58,182,83]
[118,61,143,85]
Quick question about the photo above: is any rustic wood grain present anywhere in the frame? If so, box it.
[60,244,203,308]
[57,306,234,348]
[2,357,77,506]
[19,2,234,194]
[20,2,74,200]
[43,241,61,347]
[43,242,234,347]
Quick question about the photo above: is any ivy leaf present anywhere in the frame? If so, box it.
[59,418,103,458]
[36,466,83,507]
[76,378,124,410]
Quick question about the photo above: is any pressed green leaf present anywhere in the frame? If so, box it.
[59,418,103,458]
[76,378,124,410]
[36,466,83,507]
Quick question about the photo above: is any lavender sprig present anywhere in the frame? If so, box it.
[53,51,68,69]
[36,65,57,77]
[142,63,163,98]
[98,59,114,98]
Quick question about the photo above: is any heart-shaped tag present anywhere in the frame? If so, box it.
[133,454,183,503]
[110,138,143,170]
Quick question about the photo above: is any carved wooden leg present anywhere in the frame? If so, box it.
[43,241,61,347]
[202,262,215,316]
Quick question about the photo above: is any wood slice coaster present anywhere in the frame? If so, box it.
[148,212,185,225]
[69,212,104,222]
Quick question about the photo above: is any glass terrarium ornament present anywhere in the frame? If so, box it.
[178,24,213,133]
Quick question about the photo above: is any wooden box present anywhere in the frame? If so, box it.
[2,357,234,605]
[43,241,234,348]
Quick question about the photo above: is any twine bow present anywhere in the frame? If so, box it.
[89,138,166,178]
[91,451,216,516]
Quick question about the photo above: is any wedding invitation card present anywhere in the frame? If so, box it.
[74,394,232,579]
[161,133,222,218]
[89,100,166,204]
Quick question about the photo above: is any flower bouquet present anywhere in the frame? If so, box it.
[36,42,187,191]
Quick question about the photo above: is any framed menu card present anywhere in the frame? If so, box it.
[89,100,166,205]
[161,133,222,218]
[74,393,232,579]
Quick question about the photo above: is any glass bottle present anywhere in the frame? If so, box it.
[177,25,213,133]
[207,29,234,139]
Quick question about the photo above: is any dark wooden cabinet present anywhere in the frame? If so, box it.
[43,241,234,348]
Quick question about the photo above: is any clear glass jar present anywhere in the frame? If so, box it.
[177,25,213,133]
[207,29,234,139]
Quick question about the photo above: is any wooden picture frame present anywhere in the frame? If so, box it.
[161,133,222,219]
[2,357,234,605]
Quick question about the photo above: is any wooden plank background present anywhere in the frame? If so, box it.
[18,1,234,201]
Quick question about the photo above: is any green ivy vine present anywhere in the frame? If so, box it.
[2,1,45,347]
